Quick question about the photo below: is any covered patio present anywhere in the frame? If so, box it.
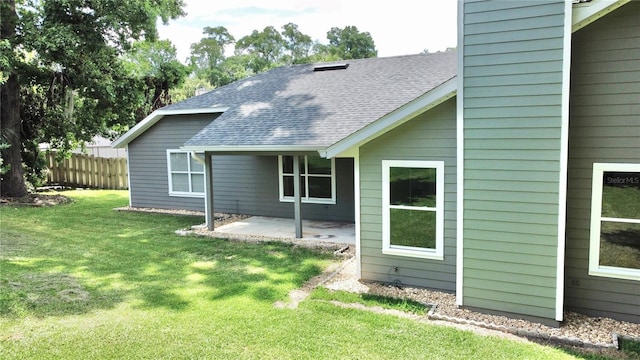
[205,216,355,245]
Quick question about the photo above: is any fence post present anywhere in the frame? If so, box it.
[80,154,86,187]
[105,158,111,189]
[122,158,128,189]
[91,155,97,188]
[53,153,62,184]
[109,158,116,189]
[98,158,109,189]
[62,157,68,186]
[46,152,53,184]
[70,154,77,187]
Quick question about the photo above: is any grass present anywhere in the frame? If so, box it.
[0,190,629,359]
[619,337,640,357]
[309,287,429,315]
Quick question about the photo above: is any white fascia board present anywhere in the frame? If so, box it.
[111,107,228,148]
[321,78,457,159]
[572,0,630,32]
[455,0,465,308]
[554,0,574,323]
[180,145,322,153]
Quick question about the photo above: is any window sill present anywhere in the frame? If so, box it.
[589,267,640,281]
[383,247,443,260]
[279,197,336,205]
[169,192,205,198]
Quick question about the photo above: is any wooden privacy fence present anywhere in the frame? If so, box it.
[45,152,128,190]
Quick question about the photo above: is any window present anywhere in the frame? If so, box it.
[589,163,640,280]
[167,150,205,197]
[382,160,444,260]
[278,155,336,204]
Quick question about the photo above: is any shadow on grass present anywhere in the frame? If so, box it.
[0,191,334,318]
[309,287,429,315]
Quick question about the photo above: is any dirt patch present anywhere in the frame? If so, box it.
[10,273,89,305]
[57,288,90,302]
[274,259,347,309]
[0,193,73,207]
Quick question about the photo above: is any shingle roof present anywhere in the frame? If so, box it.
[176,52,457,149]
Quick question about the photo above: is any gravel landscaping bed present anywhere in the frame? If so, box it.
[323,258,640,350]
[114,206,246,227]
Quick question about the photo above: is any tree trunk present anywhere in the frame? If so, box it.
[0,0,28,197]
[0,75,27,197]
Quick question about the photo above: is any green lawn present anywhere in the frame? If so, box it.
[0,190,621,359]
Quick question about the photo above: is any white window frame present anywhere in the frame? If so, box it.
[589,163,640,281]
[278,155,336,204]
[166,150,205,198]
[382,160,444,260]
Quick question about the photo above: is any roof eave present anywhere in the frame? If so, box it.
[321,77,457,159]
[572,0,630,32]
[179,145,324,155]
[111,107,229,148]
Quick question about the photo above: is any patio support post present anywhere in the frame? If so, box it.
[293,155,303,238]
[204,152,215,231]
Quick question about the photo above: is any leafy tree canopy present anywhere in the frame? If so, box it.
[123,40,191,118]
[235,26,286,74]
[171,76,214,103]
[189,26,235,87]
[0,0,186,197]
[281,23,313,65]
[186,23,378,89]
[326,26,377,60]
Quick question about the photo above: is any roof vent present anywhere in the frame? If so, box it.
[313,63,349,72]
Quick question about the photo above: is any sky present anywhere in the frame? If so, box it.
[157,0,458,64]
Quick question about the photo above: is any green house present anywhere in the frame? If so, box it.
[115,0,639,325]
[347,0,639,325]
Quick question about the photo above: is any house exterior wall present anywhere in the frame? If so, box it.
[461,0,568,321]
[128,114,354,221]
[212,155,354,222]
[565,2,640,323]
[128,114,215,211]
[359,98,457,291]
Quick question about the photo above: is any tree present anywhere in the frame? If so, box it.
[0,40,9,176]
[281,23,313,65]
[189,26,235,87]
[123,40,191,118]
[0,0,185,197]
[1,0,23,196]
[171,76,214,103]
[326,26,377,60]
[185,23,379,90]
[235,26,286,74]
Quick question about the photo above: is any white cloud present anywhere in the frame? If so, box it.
[158,0,458,63]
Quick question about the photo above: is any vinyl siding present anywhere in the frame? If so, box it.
[128,114,354,222]
[128,114,215,211]
[359,98,457,291]
[564,2,640,323]
[462,0,567,320]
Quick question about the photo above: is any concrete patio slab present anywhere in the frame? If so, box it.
[213,216,356,245]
